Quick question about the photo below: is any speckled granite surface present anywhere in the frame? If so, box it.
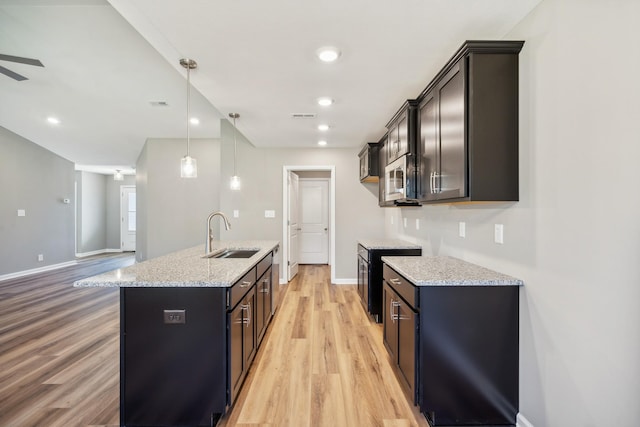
[358,239,422,250]
[74,240,279,288]
[381,256,523,287]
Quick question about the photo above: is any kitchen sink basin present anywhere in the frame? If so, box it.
[203,249,259,259]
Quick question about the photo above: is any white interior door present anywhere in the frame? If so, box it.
[299,179,329,264]
[287,172,299,280]
[121,186,136,252]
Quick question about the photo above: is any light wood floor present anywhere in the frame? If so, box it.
[219,265,429,427]
[1,258,428,427]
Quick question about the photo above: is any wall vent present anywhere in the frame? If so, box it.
[149,101,169,107]
[291,113,317,119]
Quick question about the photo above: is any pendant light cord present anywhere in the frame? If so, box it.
[233,115,237,176]
[186,63,191,157]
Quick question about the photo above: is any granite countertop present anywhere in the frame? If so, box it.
[358,239,422,250]
[74,240,279,288]
[381,255,523,287]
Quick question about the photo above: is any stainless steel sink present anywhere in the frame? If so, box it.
[203,249,259,259]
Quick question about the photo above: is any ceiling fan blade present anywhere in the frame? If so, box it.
[0,65,28,81]
[0,54,44,67]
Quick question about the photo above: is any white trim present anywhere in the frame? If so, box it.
[75,248,123,258]
[333,278,357,285]
[517,413,535,427]
[282,165,336,284]
[0,260,78,282]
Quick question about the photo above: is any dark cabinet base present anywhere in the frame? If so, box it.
[419,286,519,426]
[120,288,227,427]
[357,245,421,322]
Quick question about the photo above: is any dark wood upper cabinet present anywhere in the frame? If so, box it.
[358,142,379,182]
[386,100,419,165]
[417,40,524,203]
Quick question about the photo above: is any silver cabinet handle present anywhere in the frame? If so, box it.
[390,299,401,323]
[242,302,251,327]
[240,281,252,288]
[260,278,269,293]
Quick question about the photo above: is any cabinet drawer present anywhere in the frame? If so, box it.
[383,264,416,308]
[257,252,272,279]
[229,267,256,309]
[357,244,369,260]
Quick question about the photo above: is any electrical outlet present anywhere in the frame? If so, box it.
[403,217,407,228]
[164,309,186,324]
[233,210,239,218]
[416,218,420,230]
[494,224,504,244]
[17,209,25,217]
[459,222,466,238]
[37,254,44,262]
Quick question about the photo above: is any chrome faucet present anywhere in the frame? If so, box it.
[206,211,231,254]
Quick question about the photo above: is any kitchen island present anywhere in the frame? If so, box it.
[381,255,523,427]
[75,240,280,427]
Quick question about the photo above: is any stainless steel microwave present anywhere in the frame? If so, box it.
[384,155,418,204]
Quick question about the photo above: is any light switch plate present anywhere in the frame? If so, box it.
[459,222,466,238]
[494,224,504,244]
[264,210,275,218]
[17,209,25,217]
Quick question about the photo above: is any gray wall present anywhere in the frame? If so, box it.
[106,175,136,250]
[385,0,640,425]
[218,119,385,280]
[76,171,134,255]
[0,126,75,275]
[76,171,107,254]
[135,138,220,261]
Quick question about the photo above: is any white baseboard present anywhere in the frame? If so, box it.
[517,413,535,427]
[332,278,357,285]
[0,260,78,282]
[75,248,122,258]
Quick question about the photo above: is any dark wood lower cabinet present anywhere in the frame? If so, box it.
[120,288,227,426]
[120,251,276,427]
[358,244,421,323]
[383,263,519,426]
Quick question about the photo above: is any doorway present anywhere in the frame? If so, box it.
[120,185,136,252]
[282,166,336,284]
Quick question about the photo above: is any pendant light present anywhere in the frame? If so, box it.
[229,113,241,190]
[114,169,124,181]
[180,58,198,178]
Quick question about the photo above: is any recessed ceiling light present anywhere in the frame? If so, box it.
[316,47,341,63]
[317,97,334,107]
[190,117,200,125]
[47,117,60,125]
[318,140,328,146]
[318,124,330,131]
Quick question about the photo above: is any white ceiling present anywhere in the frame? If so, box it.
[0,0,540,175]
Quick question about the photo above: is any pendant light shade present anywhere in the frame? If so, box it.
[229,113,241,191]
[180,58,198,178]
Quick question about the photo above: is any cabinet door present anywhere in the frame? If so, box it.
[437,63,466,199]
[397,300,417,403]
[383,282,399,362]
[419,91,438,201]
[387,124,399,163]
[397,114,408,157]
[229,300,244,401]
[378,136,389,206]
[359,151,369,181]
[243,287,256,366]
